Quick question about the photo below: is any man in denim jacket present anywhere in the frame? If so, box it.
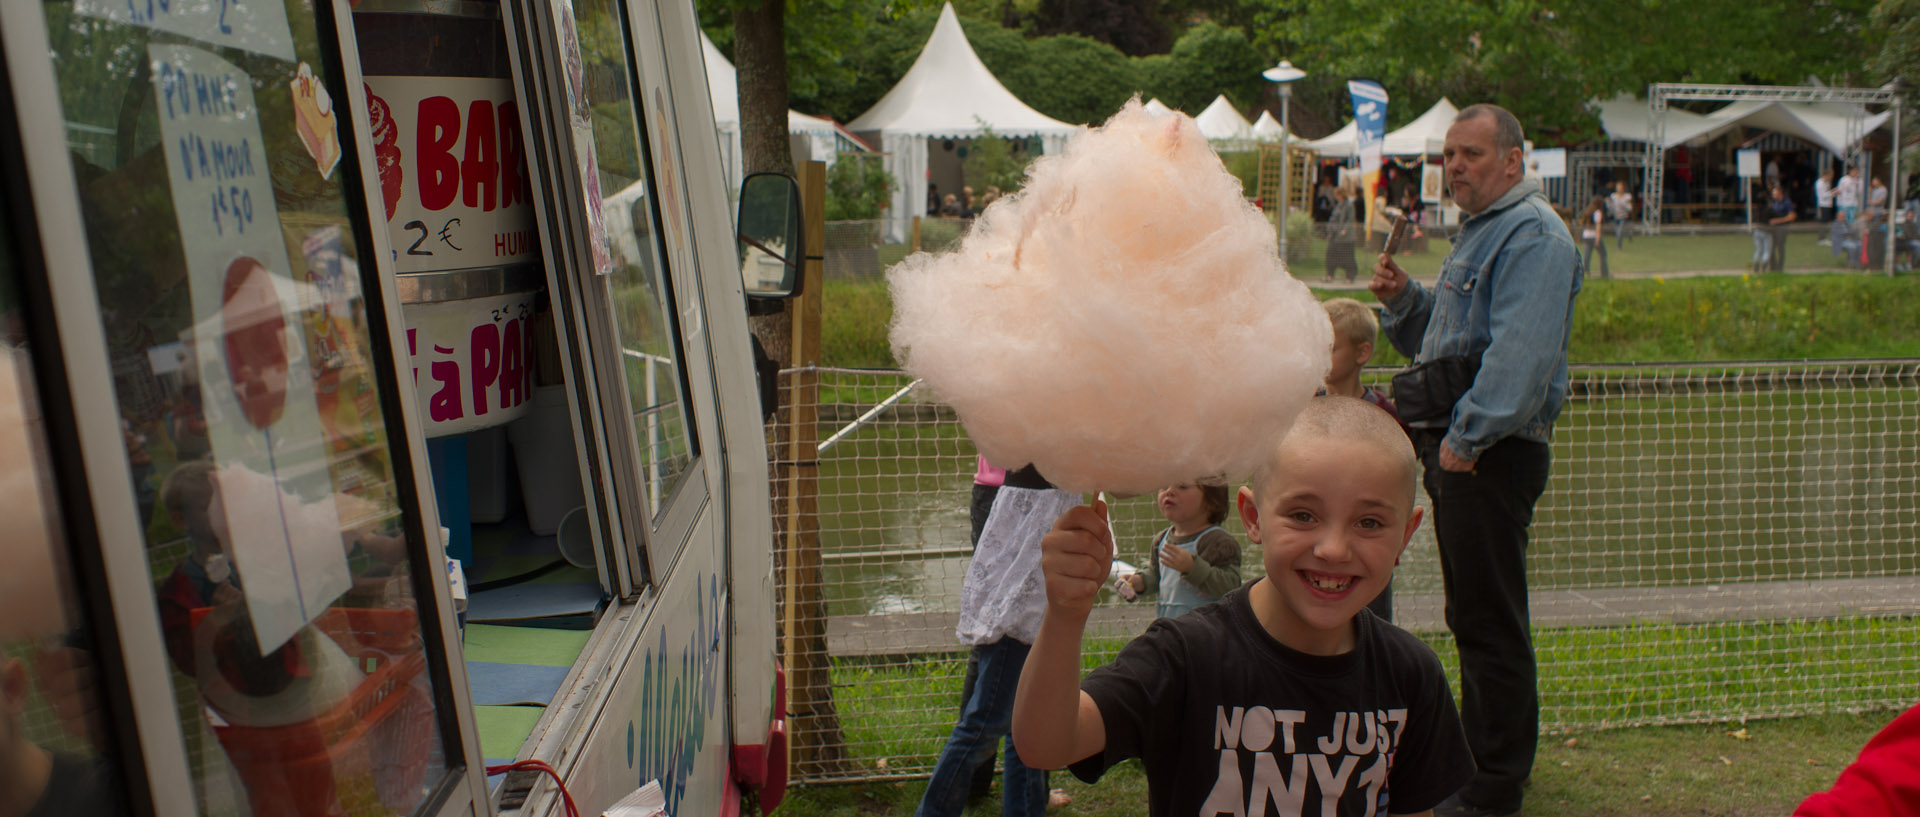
[1368,103,1582,817]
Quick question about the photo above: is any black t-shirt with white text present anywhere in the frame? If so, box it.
[1072,584,1473,817]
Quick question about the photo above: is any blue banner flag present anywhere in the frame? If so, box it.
[1348,79,1388,176]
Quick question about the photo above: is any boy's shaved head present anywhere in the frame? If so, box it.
[1252,396,1418,504]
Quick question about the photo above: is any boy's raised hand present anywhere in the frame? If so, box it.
[1040,499,1115,620]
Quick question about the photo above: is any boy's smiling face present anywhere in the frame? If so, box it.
[1239,432,1420,656]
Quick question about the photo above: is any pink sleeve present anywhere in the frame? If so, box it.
[973,455,1006,487]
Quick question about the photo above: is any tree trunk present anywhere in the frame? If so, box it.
[735,0,852,778]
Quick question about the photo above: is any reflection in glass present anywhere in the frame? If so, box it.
[1,211,127,814]
[40,0,450,812]
[559,0,697,521]
[737,173,801,296]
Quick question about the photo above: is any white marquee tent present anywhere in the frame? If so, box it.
[702,32,855,198]
[847,2,1078,240]
[1143,98,1176,119]
[1381,98,1457,156]
[1193,94,1255,149]
[1305,98,1461,158]
[1591,93,1892,154]
[1305,119,1358,157]
[1251,110,1307,142]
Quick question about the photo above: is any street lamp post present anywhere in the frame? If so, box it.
[1264,60,1306,262]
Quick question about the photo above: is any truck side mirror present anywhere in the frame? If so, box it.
[737,172,804,301]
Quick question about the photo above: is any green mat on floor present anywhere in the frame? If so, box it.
[463,624,591,666]
[476,705,547,762]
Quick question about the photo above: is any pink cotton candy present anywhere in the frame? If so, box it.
[889,99,1331,495]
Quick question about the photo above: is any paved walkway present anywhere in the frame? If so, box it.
[824,575,1920,658]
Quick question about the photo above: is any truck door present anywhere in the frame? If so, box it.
[0,1,492,813]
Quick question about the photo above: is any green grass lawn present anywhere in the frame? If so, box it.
[774,616,1918,816]
[774,708,1897,817]
[823,267,1920,369]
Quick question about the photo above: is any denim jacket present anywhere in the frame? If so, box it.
[1380,177,1582,461]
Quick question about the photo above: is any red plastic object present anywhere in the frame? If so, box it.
[731,660,789,814]
[204,607,434,817]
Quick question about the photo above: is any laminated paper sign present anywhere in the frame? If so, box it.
[363,76,537,274]
[151,43,351,655]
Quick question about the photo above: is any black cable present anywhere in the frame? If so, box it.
[468,559,570,593]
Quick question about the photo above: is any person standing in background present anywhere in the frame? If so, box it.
[1324,184,1360,282]
[1369,103,1582,817]
[1766,184,1797,273]
[1835,166,1863,223]
[1816,169,1836,224]
[1607,180,1634,249]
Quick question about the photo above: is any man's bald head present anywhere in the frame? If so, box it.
[1251,397,1419,506]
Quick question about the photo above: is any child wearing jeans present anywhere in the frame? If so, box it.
[1014,397,1473,817]
[917,465,1075,817]
[1116,483,1241,620]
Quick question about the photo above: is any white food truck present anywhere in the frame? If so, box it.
[0,0,795,814]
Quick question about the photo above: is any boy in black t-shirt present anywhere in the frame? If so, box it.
[1014,397,1473,817]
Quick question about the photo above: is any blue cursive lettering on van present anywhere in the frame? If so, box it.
[632,573,724,816]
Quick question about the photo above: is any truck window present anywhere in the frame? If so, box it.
[33,2,467,811]
[544,0,702,576]
[0,190,134,817]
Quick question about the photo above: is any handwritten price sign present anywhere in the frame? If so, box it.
[152,42,291,301]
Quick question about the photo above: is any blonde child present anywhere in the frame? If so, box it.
[1116,483,1240,620]
[1014,397,1472,816]
[1322,299,1403,422]
[1320,298,1410,622]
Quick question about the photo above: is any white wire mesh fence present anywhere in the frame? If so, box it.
[774,362,1920,783]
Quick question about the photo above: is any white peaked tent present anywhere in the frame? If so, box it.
[1307,98,1462,158]
[1251,110,1308,143]
[1193,94,1255,149]
[1305,120,1358,158]
[1382,98,1458,156]
[1143,98,1176,119]
[702,32,850,197]
[847,2,1078,240]
[1250,110,1281,141]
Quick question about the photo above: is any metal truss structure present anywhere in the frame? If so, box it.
[1568,151,1647,210]
[1644,83,1905,275]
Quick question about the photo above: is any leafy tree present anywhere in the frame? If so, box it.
[824,155,897,220]
[1260,0,1880,145]
[962,124,1035,193]
[1135,20,1267,114]
[996,32,1139,124]
[1871,0,1919,176]
[1033,0,1169,56]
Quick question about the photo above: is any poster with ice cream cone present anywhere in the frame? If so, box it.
[151,43,351,655]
